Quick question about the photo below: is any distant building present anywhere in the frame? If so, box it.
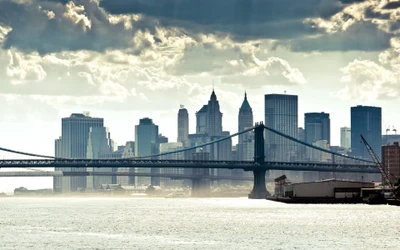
[351,106,381,159]
[54,113,104,193]
[264,94,298,162]
[160,142,184,187]
[304,112,330,144]
[382,142,400,183]
[86,127,114,190]
[135,118,159,186]
[117,141,135,186]
[297,127,306,161]
[177,105,189,143]
[308,140,331,162]
[340,127,351,149]
[196,90,223,137]
[238,92,253,144]
[158,134,169,144]
[382,134,400,146]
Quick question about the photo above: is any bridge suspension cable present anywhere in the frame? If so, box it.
[0,146,63,159]
[263,125,374,164]
[128,126,256,160]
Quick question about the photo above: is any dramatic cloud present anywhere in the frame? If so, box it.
[335,59,400,100]
[0,0,161,54]
[289,21,392,52]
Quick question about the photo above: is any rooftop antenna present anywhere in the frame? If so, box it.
[180,104,184,109]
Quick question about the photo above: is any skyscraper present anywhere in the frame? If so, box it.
[196,90,223,137]
[238,92,253,144]
[86,127,113,190]
[351,105,382,159]
[177,105,189,143]
[135,118,159,186]
[340,127,351,149]
[264,94,298,162]
[54,113,104,192]
[304,112,330,144]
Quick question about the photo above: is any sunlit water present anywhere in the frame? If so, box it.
[0,197,399,249]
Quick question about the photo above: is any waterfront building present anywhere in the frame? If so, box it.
[54,113,104,193]
[351,106,382,159]
[264,94,298,162]
[382,142,400,183]
[177,105,189,143]
[340,127,351,149]
[135,118,159,186]
[304,112,330,144]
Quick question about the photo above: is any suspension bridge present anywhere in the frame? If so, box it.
[0,123,378,198]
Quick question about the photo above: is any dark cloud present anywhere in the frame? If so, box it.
[0,0,157,54]
[382,1,400,9]
[287,22,392,52]
[364,7,391,20]
[99,0,347,40]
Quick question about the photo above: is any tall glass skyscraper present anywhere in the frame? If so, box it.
[264,94,298,162]
[54,113,104,192]
[135,118,159,186]
[304,112,330,144]
[351,105,382,160]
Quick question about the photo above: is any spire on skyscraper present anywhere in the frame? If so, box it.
[240,91,251,111]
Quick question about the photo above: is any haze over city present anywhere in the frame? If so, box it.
[0,0,400,157]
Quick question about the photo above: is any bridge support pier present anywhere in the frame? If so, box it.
[248,169,269,199]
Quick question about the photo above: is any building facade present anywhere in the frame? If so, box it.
[304,112,330,145]
[135,118,159,186]
[351,106,382,159]
[340,127,351,149]
[264,94,298,162]
[195,90,223,137]
[86,127,114,190]
[177,105,189,143]
[54,113,104,192]
[238,92,253,144]
[382,142,400,183]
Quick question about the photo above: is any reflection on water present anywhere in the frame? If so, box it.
[0,198,399,249]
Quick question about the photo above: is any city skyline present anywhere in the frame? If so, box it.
[1,1,400,159]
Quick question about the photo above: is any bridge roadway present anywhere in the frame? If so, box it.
[0,171,263,181]
[0,159,379,173]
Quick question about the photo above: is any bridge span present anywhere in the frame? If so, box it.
[0,123,378,199]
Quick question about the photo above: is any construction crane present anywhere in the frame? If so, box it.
[360,135,398,197]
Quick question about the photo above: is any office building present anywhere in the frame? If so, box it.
[264,94,298,162]
[117,141,135,186]
[238,92,253,144]
[86,127,114,190]
[135,118,159,186]
[54,113,104,192]
[304,112,330,144]
[351,106,382,159]
[160,142,184,187]
[177,105,189,143]
[196,90,223,136]
[340,127,351,149]
[382,142,400,183]
[53,137,63,192]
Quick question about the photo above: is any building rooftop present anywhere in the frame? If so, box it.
[240,92,252,110]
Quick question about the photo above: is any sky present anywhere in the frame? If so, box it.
[1,0,400,191]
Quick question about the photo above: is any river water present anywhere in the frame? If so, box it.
[0,197,399,249]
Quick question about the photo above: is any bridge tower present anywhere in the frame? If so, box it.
[248,122,270,199]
